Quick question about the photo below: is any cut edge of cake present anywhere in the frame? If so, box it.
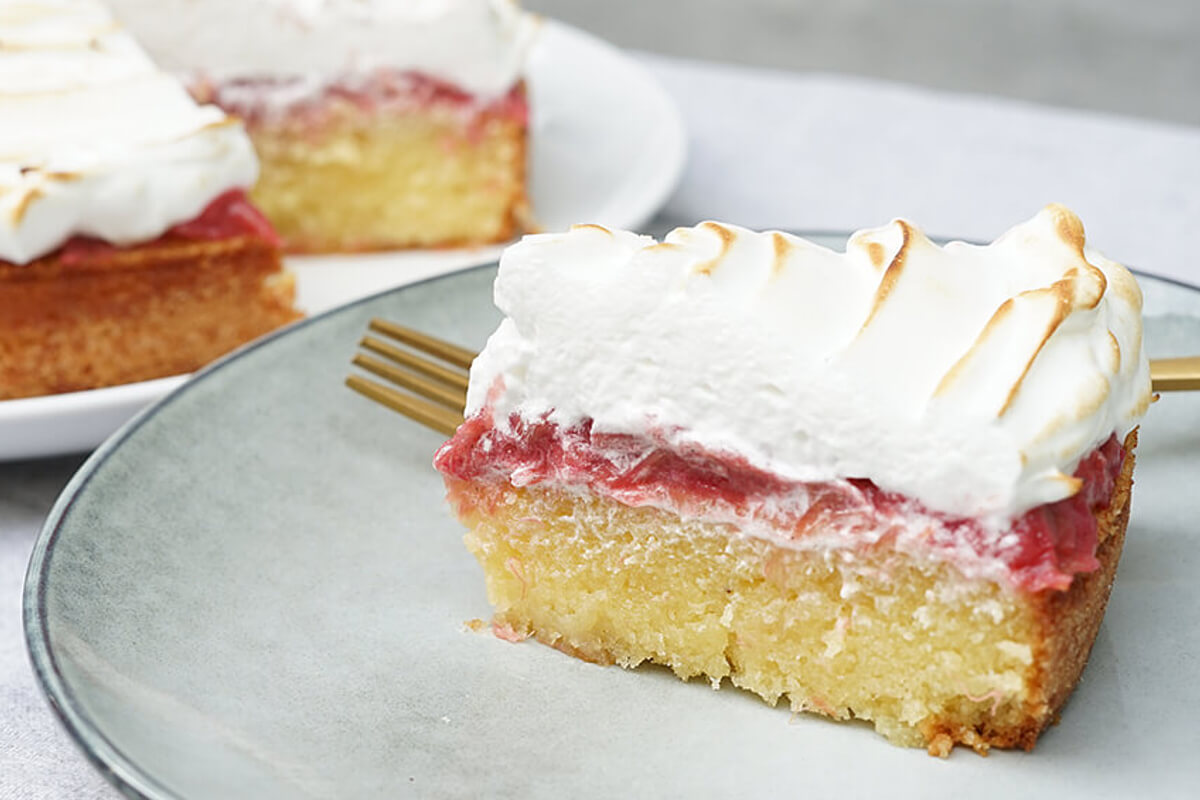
[232,81,531,253]
[443,429,1136,756]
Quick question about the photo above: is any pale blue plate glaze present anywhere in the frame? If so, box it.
[24,236,1200,798]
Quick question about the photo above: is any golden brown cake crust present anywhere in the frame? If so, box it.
[0,236,301,399]
[919,428,1137,756]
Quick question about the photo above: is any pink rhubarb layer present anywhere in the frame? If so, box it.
[193,69,529,132]
[435,412,1128,594]
[0,190,278,270]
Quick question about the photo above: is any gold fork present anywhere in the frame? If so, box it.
[345,319,473,435]
[346,318,1200,433]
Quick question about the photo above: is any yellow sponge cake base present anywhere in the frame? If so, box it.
[445,431,1134,755]
[247,101,528,253]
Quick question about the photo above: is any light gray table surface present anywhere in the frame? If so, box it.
[529,0,1200,128]
[3,49,1200,798]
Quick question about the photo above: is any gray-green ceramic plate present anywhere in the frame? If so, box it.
[24,235,1200,798]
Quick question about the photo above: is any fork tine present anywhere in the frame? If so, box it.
[345,375,463,436]
[1150,355,1200,392]
[359,335,470,391]
[352,353,466,411]
[347,321,481,435]
[368,319,477,370]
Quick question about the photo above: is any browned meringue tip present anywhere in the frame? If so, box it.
[1035,205,1108,312]
[933,286,1071,418]
[855,219,916,334]
[7,186,41,225]
[691,221,736,276]
[865,241,887,268]
[770,231,793,277]
[1044,203,1086,254]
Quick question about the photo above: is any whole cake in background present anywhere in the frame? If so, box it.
[107,0,538,253]
[0,0,300,401]
[435,206,1152,755]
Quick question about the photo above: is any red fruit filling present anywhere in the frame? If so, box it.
[166,189,280,244]
[196,70,529,129]
[20,190,279,268]
[435,413,1127,594]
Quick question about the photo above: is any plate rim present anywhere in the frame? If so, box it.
[22,237,1200,799]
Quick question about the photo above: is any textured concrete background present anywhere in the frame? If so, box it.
[526,0,1200,126]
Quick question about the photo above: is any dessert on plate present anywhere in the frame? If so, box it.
[107,0,538,253]
[434,206,1152,755]
[0,0,299,401]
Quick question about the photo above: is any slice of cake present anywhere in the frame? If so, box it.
[434,207,1152,755]
[0,0,299,401]
[108,0,538,253]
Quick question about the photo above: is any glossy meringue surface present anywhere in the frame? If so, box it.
[467,207,1152,522]
[0,0,257,264]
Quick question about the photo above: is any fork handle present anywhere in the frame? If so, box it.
[1151,356,1200,392]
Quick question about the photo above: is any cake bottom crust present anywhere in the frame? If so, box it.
[446,431,1136,755]
[0,236,300,400]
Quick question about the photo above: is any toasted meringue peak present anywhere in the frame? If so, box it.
[468,207,1152,522]
[104,0,537,100]
[0,0,257,264]
[569,223,613,236]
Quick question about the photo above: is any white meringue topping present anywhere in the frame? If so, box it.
[0,0,258,265]
[104,0,538,100]
[467,207,1152,522]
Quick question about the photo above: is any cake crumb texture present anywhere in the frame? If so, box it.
[446,432,1135,755]
[247,99,528,253]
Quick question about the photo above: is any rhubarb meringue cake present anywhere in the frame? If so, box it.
[0,0,299,400]
[108,0,537,253]
[434,206,1151,755]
